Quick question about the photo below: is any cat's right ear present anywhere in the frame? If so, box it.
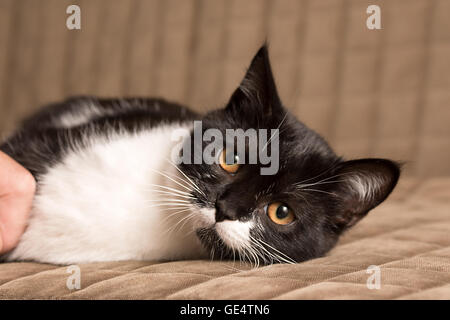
[328,158,401,231]
[225,45,283,121]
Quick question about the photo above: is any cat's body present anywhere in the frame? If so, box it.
[1,46,400,265]
[1,98,215,264]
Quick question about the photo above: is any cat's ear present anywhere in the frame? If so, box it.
[226,44,282,119]
[329,159,400,231]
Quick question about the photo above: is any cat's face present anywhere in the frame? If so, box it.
[178,46,400,265]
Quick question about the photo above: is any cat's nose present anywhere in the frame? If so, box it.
[215,200,238,222]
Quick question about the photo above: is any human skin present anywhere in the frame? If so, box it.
[0,151,36,254]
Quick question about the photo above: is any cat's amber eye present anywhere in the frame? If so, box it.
[267,202,295,225]
[219,149,240,174]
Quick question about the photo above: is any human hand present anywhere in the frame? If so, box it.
[0,151,36,254]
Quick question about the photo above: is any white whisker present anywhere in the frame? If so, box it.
[164,212,196,236]
[161,208,193,224]
[252,236,296,264]
[149,168,193,194]
[300,188,337,196]
[261,111,288,152]
[147,189,195,200]
[146,198,191,204]
[147,184,192,196]
[146,203,191,209]
[166,159,206,196]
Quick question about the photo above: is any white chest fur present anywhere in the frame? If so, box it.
[7,124,208,264]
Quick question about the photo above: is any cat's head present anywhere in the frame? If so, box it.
[178,45,400,264]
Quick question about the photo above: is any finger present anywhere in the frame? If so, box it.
[0,152,36,254]
[0,192,34,253]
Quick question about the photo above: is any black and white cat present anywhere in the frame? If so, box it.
[0,46,400,265]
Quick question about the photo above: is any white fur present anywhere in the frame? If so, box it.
[193,208,216,229]
[190,207,254,250]
[7,124,212,264]
[349,174,383,200]
[57,101,110,128]
[215,220,254,250]
[7,121,257,264]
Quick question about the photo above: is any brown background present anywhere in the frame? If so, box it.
[0,0,449,177]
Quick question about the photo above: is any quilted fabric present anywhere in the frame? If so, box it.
[0,0,449,300]
[1,177,449,299]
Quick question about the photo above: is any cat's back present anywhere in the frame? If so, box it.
[1,97,199,176]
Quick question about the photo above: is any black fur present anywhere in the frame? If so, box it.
[181,46,400,263]
[0,45,400,264]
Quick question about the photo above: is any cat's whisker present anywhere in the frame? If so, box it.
[300,173,351,185]
[161,208,193,225]
[166,159,206,197]
[147,205,191,217]
[147,189,196,200]
[247,240,261,268]
[176,212,198,233]
[239,248,248,267]
[149,168,194,194]
[295,171,352,189]
[249,244,261,268]
[251,237,279,265]
[299,188,337,197]
[146,203,192,209]
[146,200,191,206]
[294,163,343,186]
[152,206,194,214]
[146,198,191,204]
[295,179,347,189]
[261,111,288,152]
[251,245,262,268]
[243,247,254,268]
[252,236,296,265]
[294,173,357,199]
[146,203,191,213]
[250,237,276,264]
[146,183,192,196]
[236,240,260,268]
[161,165,195,187]
[164,212,196,236]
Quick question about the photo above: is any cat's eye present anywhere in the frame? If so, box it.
[267,202,295,225]
[219,149,240,174]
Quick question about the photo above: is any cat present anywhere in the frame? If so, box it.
[0,45,400,265]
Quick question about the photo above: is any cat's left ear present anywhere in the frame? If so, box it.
[226,44,282,120]
[328,158,401,231]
